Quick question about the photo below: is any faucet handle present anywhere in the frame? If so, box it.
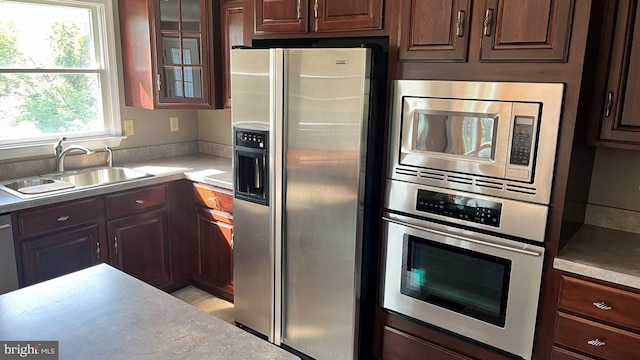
[54,137,67,153]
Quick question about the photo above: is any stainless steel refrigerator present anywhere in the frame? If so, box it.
[231,47,385,360]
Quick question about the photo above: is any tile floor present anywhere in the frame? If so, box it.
[171,286,235,324]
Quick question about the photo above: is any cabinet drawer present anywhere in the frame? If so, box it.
[559,276,640,331]
[193,183,233,213]
[18,198,99,238]
[105,185,166,219]
[555,312,640,359]
[382,326,472,360]
[551,346,594,360]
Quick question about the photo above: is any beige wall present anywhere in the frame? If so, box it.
[198,109,232,146]
[589,147,640,211]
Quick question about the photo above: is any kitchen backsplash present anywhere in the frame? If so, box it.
[0,141,231,181]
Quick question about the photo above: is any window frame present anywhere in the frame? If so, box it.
[0,0,122,161]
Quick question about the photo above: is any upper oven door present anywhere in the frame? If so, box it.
[400,97,540,182]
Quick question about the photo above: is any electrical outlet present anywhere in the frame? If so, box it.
[170,116,179,132]
[123,119,135,136]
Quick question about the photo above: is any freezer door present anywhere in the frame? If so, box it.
[231,49,279,341]
[282,48,371,360]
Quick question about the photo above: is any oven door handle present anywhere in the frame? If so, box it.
[382,216,543,257]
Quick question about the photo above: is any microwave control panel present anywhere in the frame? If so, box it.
[416,190,502,227]
[509,116,535,166]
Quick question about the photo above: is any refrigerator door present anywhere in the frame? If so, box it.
[282,48,372,360]
[231,49,281,341]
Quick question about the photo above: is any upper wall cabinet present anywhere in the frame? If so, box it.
[595,0,640,146]
[254,0,383,35]
[119,0,220,109]
[399,0,575,62]
[221,0,245,109]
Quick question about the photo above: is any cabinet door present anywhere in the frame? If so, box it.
[255,0,308,34]
[480,0,574,62]
[107,209,171,289]
[314,0,383,32]
[154,0,213,106]
[20,225,101,286]
[599,0,640,143]
[399,0,470,62]
[221,0,244,109]
[195,208,233,300]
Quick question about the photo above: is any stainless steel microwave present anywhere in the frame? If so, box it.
[388,80,564,205]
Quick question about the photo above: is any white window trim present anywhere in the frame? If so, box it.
[0,0,123,161]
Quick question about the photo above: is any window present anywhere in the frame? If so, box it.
[0,0,121,159]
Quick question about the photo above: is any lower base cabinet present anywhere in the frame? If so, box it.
[382,326,472,360]
[107,208,171,289]
[192,183,234,302]
[20,224,101,286]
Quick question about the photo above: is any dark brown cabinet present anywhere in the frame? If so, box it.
[398,0,574,62]
[553,275,640,359]
[107,209,171,289]
[220,0,244,109]
[192,183,234,301]
[479,0,575,62]
[253,0,383,35]
[13,198,104,286]
[105,184,172,290]
[119,0,219,109]
[20,225,101,286]
[399,0,471,62]
[594,0,640,145]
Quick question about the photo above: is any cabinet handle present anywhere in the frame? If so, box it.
[314,0,318,18]
[587,339,606,347]
[593,301,612,310]
[96,241,101,260]
[0,224,10,230]
[208,197,221,209]
[604,91,614,117]
[456,10,465,37]
[135,199,146,204]
[57,216,70,222]
[231,232,234,249]
[114,236,118,255]
[483,8,494,37]
[156,74,162,92]
[296,0,301,20]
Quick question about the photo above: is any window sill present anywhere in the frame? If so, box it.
[0,136,126,161]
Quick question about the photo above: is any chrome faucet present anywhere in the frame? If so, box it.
[54,137,95,173]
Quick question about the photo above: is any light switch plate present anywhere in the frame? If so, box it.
[170,116,179,132]
[123,119,134,136]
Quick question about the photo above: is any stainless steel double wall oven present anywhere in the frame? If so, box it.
[381,80,564,359]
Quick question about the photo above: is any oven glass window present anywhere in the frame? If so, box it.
[414,112,497,160]
[401,235,511,327]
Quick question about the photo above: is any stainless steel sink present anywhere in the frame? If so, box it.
[0,167,154,199]
[3,178,58,191]
[53,167,152,187]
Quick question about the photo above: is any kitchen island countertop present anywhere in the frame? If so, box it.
[0,264,298,360]
[554,224,640,289]
[0,153,232,213]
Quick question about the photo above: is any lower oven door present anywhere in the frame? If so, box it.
[381,215,544,360]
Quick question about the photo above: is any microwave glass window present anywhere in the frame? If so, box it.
[414,112,498,160]
[401,235,511,327]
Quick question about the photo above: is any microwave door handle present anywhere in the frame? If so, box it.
[382,216,542,257]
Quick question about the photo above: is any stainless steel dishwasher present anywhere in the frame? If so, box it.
[0,214,19,294]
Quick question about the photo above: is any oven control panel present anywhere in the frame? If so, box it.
[416,190,502,227]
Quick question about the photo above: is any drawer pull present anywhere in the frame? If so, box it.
[57,216,70,222]
[587,339,606,347]
[96,241,100,260]
[593,301,612,310]
[135,199,145,204]
[208,197,221,208]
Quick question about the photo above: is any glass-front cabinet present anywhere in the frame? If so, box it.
[119,0,218,109]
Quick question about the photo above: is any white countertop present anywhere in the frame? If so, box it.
[0,153,232,214]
